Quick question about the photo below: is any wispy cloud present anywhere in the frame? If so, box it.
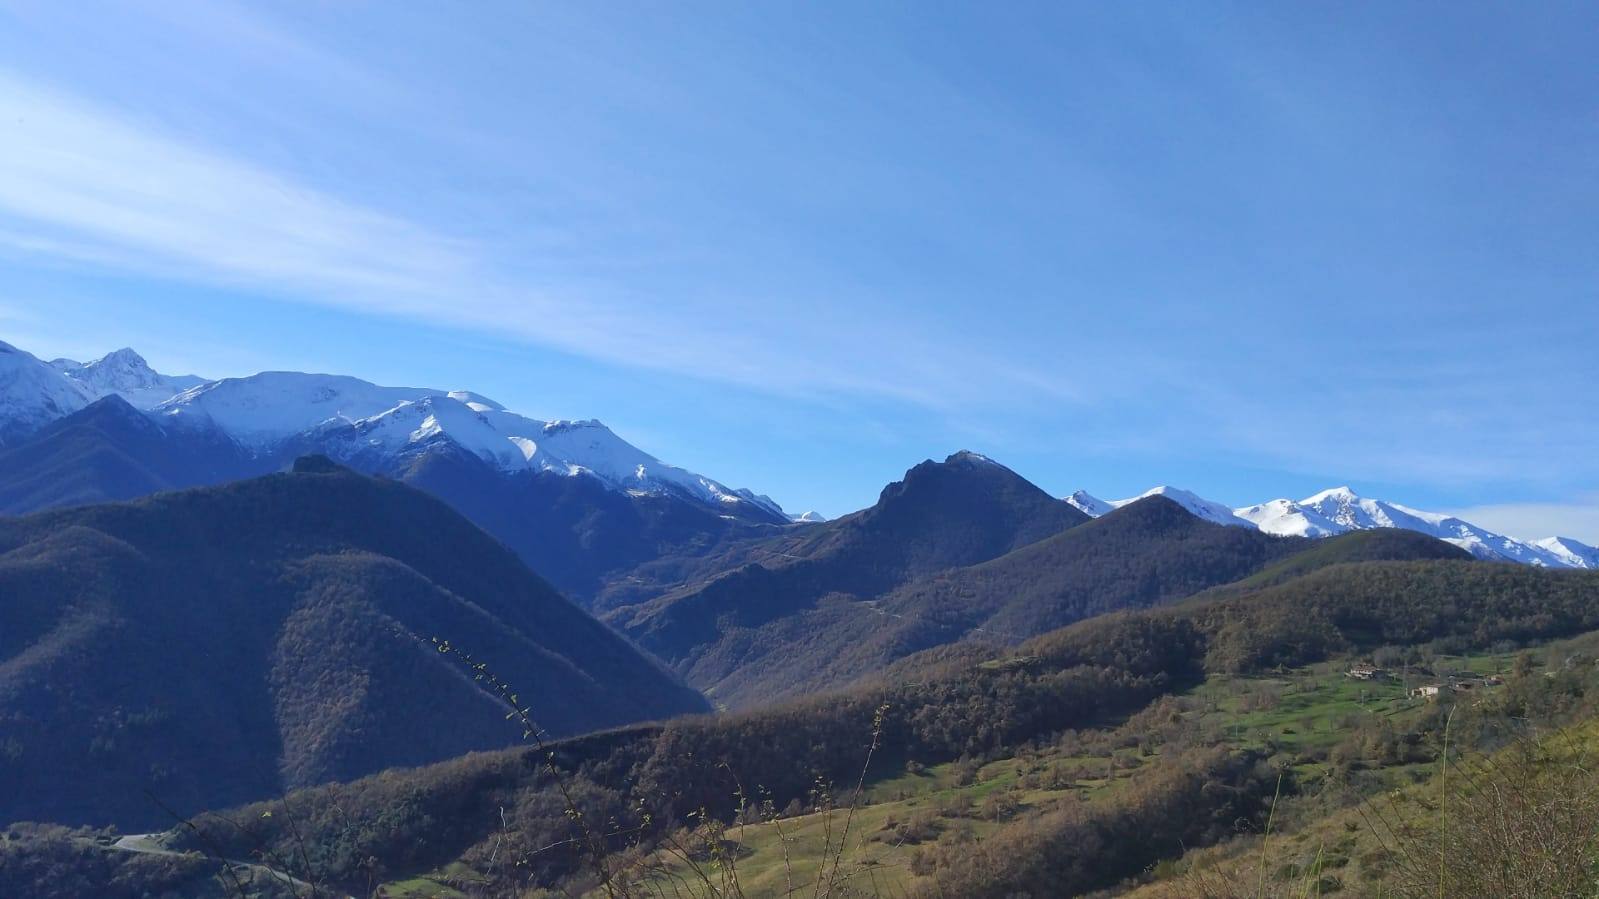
[0,72,475,296]
[0,69,1077,411]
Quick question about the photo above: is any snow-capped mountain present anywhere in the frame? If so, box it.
[1067,486,1253,528]
[0,339,787,520]
[790,510,828,523]
[9,340,1595,564]
[153,371,786,519]
[1292,487,1594,568]
[1065,490,1117,518]
[0,340,93,445]
[50,348,206,410]
[1531,536,1599,570]
[1,342,206,447]
[1070,482,1599,571]
[156,372,452,449]
[154,376,785,518]
[1234,497,1348,538]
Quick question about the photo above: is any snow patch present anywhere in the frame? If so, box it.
[1066,485,1251,527]
[1065,480,1597,570]
[53,347,204,410]
[0,338,790,520]
[1234,498,1348,538]
[152,370,787,517]
[1065,490,1115,518]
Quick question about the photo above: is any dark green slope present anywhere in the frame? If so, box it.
[873,516,1483,689]
[1182,558,1599,673]
[669,499,1489,708]
[395,444,793,608]
[0,395,255,514]
[0,457,708,829]
[885,494,1308,637]
[610,452,1091,675]
[671,495,1309,706]
[99,555,1599,899]
[1214,526,1473,592]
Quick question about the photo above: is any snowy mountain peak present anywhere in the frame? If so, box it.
[96,347,147,368]
[1530,536,1599,570]
[1297,487,1442,533]
[150,368,788,520]
[51,347,206,410]
[1063,479,1595,571]
[1238,486,1598,569]
[1129,486,1254,527]
[326,394,531,472]
[1067,485,1251,527]
[790,510,829,523]
[0,340,92,444]
[1234,497,1348,538]
[1065,489,1114,517]
[446,390,504,412]
[155,371,451,446]
[0,338,789,520]
[3,339,199,444]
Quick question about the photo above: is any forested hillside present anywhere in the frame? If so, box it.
[0,395,253,513]
[610,452,1094,699]
[0,458,708,829]
[623,495,1482,708]
[40,551,1589,898]
[656,495,1310,706]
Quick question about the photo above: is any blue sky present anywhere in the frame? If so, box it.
[1,2,1596,537]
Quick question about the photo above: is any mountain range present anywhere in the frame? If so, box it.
[611,451,1091,700]
[0,341,204,443]
[6,338,1593,574]
[608,453,1480,708]
[3,340,783,518]
[0,340,800,606]
[0,404,1485,814]
[1070,484,1598,570]
[8,334,1599,894]
[46,510,1592,899]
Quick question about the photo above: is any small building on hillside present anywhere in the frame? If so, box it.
[1346,664,1388,680]
[1410,676,1503,701]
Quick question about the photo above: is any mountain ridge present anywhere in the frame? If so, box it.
[655,494,1326,707]
[6,337,1594,573]
[611,450,1092,669]
[0,339,786,522]
[1071,483,1597,570]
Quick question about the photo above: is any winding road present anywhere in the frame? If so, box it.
[109,832,349,897]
